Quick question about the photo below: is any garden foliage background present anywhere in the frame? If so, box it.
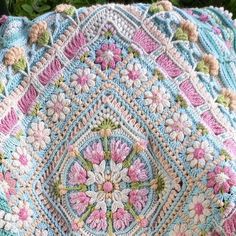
[5,0,236,19]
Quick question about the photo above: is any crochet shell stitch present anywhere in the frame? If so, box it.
[0,1,236,236]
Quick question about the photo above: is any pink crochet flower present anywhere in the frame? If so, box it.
[68,162,87,185]
[83,142,104,164]
[128,159,148,182]
[70,192,90,215]
[207,165,236,193]
[0,171,16,198]
[129,189,148,211]
[95,44,121,70]
[86,209,107,231]
[113,208,133,230]
[110,140,131,163]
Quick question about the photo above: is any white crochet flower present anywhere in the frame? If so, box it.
[71,68,96,93]
[47,93,70,122]
[12,201,34,230]
[121,63,147,88]
[86,160,131,213]
[12,146,32,174]
[166,113,192,142]
[144,86,170,113]
[27,122,51,151]
[169,224,192,236]
[188,194,210,224]
[186,140,214,168]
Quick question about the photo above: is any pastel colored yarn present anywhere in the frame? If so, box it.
[0,1,236,235]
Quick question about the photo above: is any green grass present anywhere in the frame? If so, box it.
[6,0,236,19]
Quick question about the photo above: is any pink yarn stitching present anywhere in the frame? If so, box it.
[224,139,236,157]
[0,108,18,134]
[39,58,62,85]
[201,111,225,135]
[223,211,236,236]
[64,32,86,59]
[18,85,38,114]
[132,29,160,53]
[156,54,182,78]
[180,79,204,106]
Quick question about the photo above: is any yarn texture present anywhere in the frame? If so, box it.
[0,2,236,235]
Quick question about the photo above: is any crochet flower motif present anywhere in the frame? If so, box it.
[4,47,27,72]
[86,209,107,231]
[186,140,213,168]
[29,21,50,46]
[207,166,236,193]
[54,119,163,234]
[71,68,96,93]
[86,159,131,212]
[144,86,171,113]
[196,54,219,76]
[95,44,122,70]
[27,121,51,151]
[149,0,173,13]
[121,63,148,88]
[188,194,210,224]
[166,112,192,142]
[101,24,116,38]
[175,20,198,42]
[216,88,236,112]
[113,208,133,230]
[12,146,32,174]
[46,93,70,122]
[12,201,34,229]
[169,224,192,236]
[0,171,16,199]
[55,4,76,16]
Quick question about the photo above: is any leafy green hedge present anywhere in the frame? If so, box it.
[6,0,236,19]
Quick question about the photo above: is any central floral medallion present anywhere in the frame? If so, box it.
[53,119,164,235]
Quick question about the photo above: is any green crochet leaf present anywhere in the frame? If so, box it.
[175,28,189,41]
[37,30,50,46]
[13,57,27,72]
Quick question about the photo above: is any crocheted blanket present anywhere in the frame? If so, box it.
[0,1,236,235]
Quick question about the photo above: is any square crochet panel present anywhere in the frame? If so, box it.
[0,2,236,236]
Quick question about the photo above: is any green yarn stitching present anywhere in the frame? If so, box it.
[176,95,188,108]
[174,28,189,41]
[216,94,230,108]
[64,6,76,16]
[196,123,208,135]
[196,60,209,74]
[155,174,165,194]
[0,82,4,94]
[37,30,50,46]
[13,57,27,72]
[149,4,164,14]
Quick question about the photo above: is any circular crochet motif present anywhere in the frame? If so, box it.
[1,2,236,236]
[58,120,158,234]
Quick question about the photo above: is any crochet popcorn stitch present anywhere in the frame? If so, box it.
[0,1,236,235]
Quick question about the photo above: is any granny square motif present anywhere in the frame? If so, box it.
[0,1,236,235]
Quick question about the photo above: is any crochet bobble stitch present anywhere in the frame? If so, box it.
[0,1,236,236]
